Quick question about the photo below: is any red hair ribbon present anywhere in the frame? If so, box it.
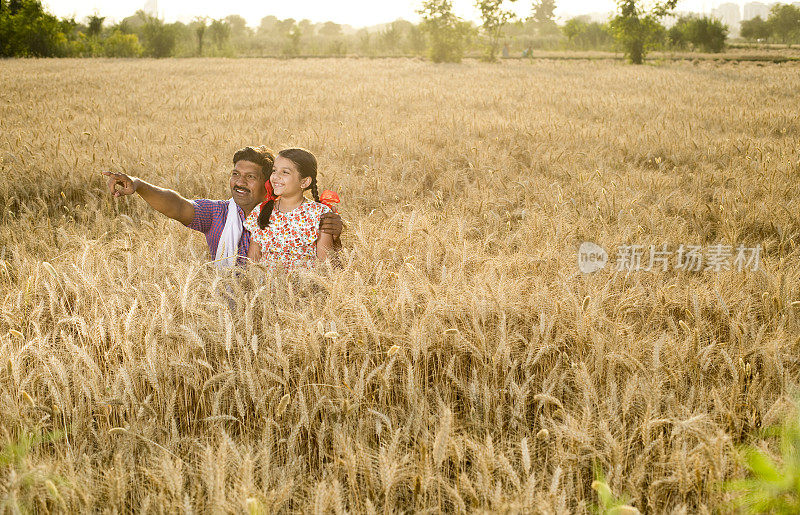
[319,190,340,212]
[256,181,280,212]
[264,181,278,202]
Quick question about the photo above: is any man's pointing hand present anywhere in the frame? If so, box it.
[102,171,138,198]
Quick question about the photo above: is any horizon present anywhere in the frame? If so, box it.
[41,0,773,29]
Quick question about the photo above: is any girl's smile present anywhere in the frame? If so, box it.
[270,155,311,197]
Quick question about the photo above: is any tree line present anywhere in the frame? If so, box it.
[2,0,800,63]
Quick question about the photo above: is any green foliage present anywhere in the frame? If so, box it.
[0,427,66,513]
[0,428,63,467]
[319,21,342,37]
[768,4,800,44]
[726,403,800,513]
[591,467,640,514]
[530,0,558,36]
[140,14,177,58]
[689,16,727,52]
[208,18,231,54]
[418,0,473,63]
[667,19,687,48]
[283,24,302,56]
[740,16,771,42]
[407,23,427,54]
[103,30,142,57]
[379,21,402,53]
[192,17,207,56]
[62,31,103,56]
[118,10,148,34]
[3,0,780,59]
[86,14,104,38]
[609,0,675,64]
[327,40,347,55]
[562,17,613,50]
[669,15,727,52]
[475,0,517,61]
[0,0,67,57]
[225,14,248,36]
[356,28,372,55]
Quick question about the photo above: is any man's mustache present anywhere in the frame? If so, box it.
[233,186,250,193]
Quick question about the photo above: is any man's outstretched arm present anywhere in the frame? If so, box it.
[319,211,343,251]
[103,171,195,226]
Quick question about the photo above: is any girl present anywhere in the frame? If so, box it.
[244,148,338,273]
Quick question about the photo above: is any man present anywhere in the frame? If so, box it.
[102,146,342,266]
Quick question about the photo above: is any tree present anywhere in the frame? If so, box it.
[208,18,230,49]
[562,16,587,43]
[476,0,517,61]
[225,15,247,35]
[318,21,342,37]
[283,23,301,56]
[103,31,142,57]
[298,19,313,37]
[682,16,727,52]
[768,4,800,45]
[258,15,278,36]
[418,0,472,63]
[59,16,79,39]
[530,0,558,35]
[192,17,207,55]
[119,10,148,32]
[562,17,613,49]
[671,15,727,52]
[276,18,296,36]
[608,0,675,64]
[356,28,372,55]
[740,16,771,42]
[86,14,104,38]
[0,0,67,57]
[408,24,427,54]
[140,14,176,57]
[667,17,687,48]
[380,21,402,53]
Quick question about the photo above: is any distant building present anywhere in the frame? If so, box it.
[712,2,741,34]
[556,11,613,24]
[585,11,614,24]
[743,2,770,20]
[143,0,158,17]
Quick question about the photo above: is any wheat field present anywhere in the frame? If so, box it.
[0,57,799,513]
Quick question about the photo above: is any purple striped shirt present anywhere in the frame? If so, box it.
[186,199,250,266]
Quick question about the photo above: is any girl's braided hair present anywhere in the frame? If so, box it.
[257,148,319,230]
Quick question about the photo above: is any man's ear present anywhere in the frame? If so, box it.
[301,177,312,189]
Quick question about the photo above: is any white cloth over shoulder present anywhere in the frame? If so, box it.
[214,198,242,268]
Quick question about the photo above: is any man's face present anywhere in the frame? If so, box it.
[230,160,267,213]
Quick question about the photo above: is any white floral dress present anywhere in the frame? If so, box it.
[244,200,331,273]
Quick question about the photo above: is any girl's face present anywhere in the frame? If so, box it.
[270,155,311,197]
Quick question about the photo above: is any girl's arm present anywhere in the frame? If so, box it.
[315,204,338,265]
[247,240,262,263]
[316,231,334,262]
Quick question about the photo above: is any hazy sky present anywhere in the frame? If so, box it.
[42,1,743,27]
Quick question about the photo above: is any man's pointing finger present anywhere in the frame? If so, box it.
[102,171,124,196]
